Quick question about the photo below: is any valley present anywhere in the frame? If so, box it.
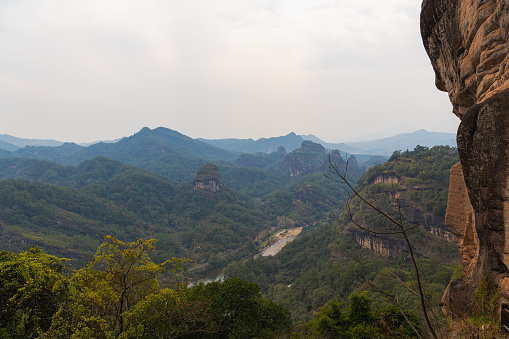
[259,226,303,257]
[0,127,460,336]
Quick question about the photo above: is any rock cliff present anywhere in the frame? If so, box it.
[193,163,224,193]
[283,141,327,177]
[421,0,509,319]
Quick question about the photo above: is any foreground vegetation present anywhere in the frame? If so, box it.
[0,237,292,338]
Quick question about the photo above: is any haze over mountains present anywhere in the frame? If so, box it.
[0,128,456,157]
[201,129,456,155]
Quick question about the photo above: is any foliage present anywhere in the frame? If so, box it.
[303,292,420,338]
[44,236,186,338]
[0,238,293,338]
[475,274,500,321]
[121,286,218,338]
[226,220,457,325]
[189,277,292,338]
[0,149,360,277]
[0,248,70,338]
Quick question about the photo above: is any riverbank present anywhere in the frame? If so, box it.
[187,226,309,286]
[260,227,303,257]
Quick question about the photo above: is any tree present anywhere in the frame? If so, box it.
[0,248,69,338]
[304,292,420,338]
[44,236,186,338]
[189,277,293,338]
[121,285,219,338]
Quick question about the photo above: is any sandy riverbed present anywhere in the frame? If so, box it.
[261,227,303,256]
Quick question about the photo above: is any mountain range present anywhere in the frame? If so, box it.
[0,128,456,157]
[201,129,456,155]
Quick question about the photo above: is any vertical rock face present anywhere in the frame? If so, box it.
[445,162,478,278]
[193,163,224,193]
[421,0,509,318]
[421,0,509,118]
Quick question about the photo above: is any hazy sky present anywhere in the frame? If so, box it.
[0,0,458,143]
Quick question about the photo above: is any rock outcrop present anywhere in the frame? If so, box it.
[371,172,400,185]
[283,141,327,177]
[421,0,509,319]
[193,163,224,193]
[350,229,409,258]
[445,162,478,278]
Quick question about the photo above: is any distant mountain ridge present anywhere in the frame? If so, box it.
[347,129,457,155]
[200,129,456,155]
[198,132,304,154]
[0,134,64,148]
[0,128,456,164]
[0,126,237,161]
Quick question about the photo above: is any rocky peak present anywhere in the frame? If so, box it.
[276,146,287,155]
[347,154,359,168]
[283,141,326,177]
[193,163,224,193]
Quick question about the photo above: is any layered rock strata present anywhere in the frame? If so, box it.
[421,0,509,319]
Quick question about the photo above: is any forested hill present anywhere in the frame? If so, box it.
[225,145,460,323]
[349,145,460,252]
[0,147,361,276]
[0,160,270,275]
[0,127,239,182]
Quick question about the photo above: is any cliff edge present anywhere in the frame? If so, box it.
[421,0,509,320]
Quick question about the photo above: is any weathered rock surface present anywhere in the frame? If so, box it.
[421,0,509,118]
[350,229,408,258]
[421,0,509,319]
[193,163,224,193]
[371,172,400,185]
[445,162,478,278]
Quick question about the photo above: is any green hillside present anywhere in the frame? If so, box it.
[5,127,238,182]
[0,152,360,277]
[225,145,460,323]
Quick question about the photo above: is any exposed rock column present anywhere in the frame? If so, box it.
[421,0,509,319]
[445,162,478,279]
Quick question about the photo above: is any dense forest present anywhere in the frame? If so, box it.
[0,138,364,278]
[0,128,474,337]
[225,145,461,328]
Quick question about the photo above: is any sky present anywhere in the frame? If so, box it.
[0,0,459,144]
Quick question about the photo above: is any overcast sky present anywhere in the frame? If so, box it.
[0,0,458,143]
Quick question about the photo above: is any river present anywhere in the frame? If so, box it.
[187,225,314,287]
[187,268,225,288]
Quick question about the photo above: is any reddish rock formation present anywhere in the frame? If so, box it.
[421,0,509,319]
[371,172,400,185]
[445,162,478,278]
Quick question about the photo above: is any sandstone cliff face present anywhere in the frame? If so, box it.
[421,0,509,118]
[193,163,224,193]
[350,229,408,258]
[445,162,478,278]
[421,0,509,319]
[371,172,400,185]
